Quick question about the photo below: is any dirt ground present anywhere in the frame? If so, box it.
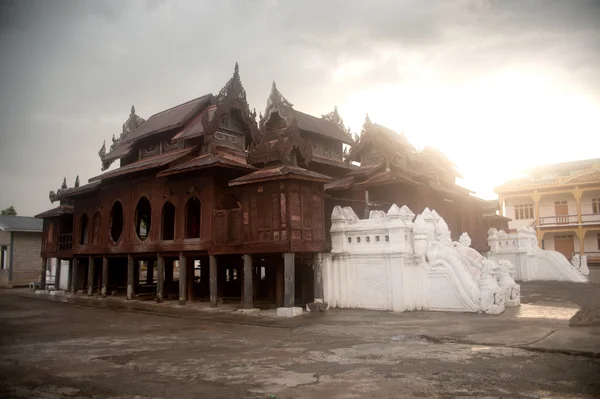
[1,286,599,399]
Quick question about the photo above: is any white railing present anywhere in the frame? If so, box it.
[582,214,600,223]
[539,215,578,225]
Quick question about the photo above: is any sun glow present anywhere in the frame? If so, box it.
[336,69,600,199]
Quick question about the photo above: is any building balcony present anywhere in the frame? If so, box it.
[538,214,600,227]
[582,213,600,223]
[58,233,73,251]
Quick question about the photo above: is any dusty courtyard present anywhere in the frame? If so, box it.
[1,279,600,399]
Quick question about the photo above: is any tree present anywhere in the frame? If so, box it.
[1,206,17,216]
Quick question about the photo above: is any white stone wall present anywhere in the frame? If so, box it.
[488,227,587,282]
[323,205,508,314]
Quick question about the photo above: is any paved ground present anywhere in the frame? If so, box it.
[1,275,600,399]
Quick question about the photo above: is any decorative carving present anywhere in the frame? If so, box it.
[75,176,80,187]
[214,131,241,144]
[163,139,185,153]
[479,259,505,314]
[100,105,146,171]
[141,143,160,158]
[459,232,472,247]
[98,141,107,169]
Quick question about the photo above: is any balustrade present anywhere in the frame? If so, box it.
[58,233,73,251]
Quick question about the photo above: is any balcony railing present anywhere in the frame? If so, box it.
[582,214,600,223]
[58,233,73,251]
[539,215,578,226]
[572,251,600,258]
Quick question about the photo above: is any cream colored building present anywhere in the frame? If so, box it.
[496,158,600,262]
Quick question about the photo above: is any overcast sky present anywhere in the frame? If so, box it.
[1,0,599,216]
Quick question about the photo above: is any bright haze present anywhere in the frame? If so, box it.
[1,0,599,216]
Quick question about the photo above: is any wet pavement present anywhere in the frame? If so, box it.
[1,276,600,399]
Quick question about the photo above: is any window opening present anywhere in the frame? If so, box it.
[161,201,175,240]
[135,197,152,241]
[110,201,124,242]
[79,214,88,245]
[185,197,201,239]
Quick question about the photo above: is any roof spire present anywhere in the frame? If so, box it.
[234,62,239,77]
[131,105,135,115]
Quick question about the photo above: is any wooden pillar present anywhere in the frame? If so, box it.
[127,254,135,300]
[55,258,61,290]
[66,259,73,292]
[101,256,108,298]
[186,258,195,302]
[146,260,154,285]
[178,252,186,305]
[283,252,295,308]
[574,187,583,224]
[532,192,541,229]
[209,255,218,307]
[313,253,323,302]
[156,254,164,303]
[578,227,586,255]
[40,257,48,290]
[70,258,78,294]
[243,254,253,309]
[87,256,94,296]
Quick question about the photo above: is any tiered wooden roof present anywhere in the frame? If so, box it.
[328,115,470,198]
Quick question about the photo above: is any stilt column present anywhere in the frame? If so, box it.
[178,252,187,305]
[209,255,218,307]
[55,258,61,290]
[87,256,94,296]
[146,260,154,285]
[70,258,78,294]
[101,256,108,298]
[40,257,48,290]
[243,254,254,310]
[278,252,302,317]
[307,253,328,312]
[156,254,164,303]
[127,254,135,300]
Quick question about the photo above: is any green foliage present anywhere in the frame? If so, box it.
[1,206,17,216]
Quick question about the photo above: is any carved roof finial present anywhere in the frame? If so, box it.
[75,175,80,187]
[131,105,135,115]
[365,113,372,126]
[98,140,106,158]
[266,81,293,112]
[61,177,67,190]
[216,62,249,113]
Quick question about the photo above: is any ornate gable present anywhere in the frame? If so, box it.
[562,168,600,185]
[99,105,145,170]
[200,63,260,148]
[250,82,312,167]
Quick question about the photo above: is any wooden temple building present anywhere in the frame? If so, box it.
[35,64,507,315]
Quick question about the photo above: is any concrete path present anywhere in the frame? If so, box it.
[1,291,599,398]
[8,275,600,357]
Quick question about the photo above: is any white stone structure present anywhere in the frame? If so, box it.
[323,204,519,315]
[487,226,588,282]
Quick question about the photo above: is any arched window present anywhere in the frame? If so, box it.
[110,201,124,242]
[92,212,101,245]
[185,197,201,239]
[135,197,152,241]
[161,201,175,240]
[79,214,89,245]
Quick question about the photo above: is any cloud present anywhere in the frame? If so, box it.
[0,0,599,215]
